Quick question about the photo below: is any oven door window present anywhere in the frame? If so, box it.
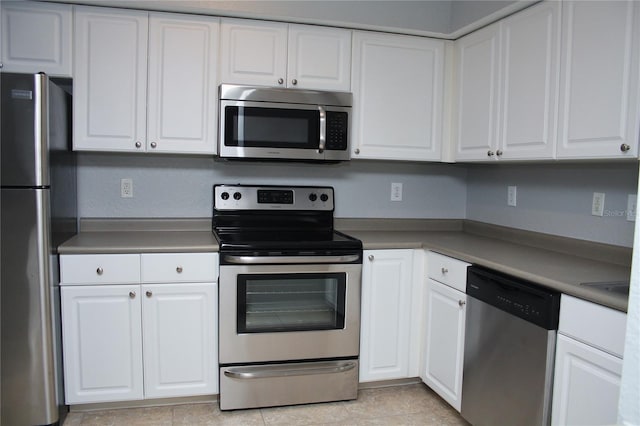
[237,273,346,333]
[224,106,320,149]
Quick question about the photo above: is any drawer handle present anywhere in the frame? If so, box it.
[96,267,104,276]
[459,300,466,307]
[441,267,448,274]
[176,266,183,273]
[146,291,152,298]
[621,143,631,152]
[129,291,136,299]
[368,255,374,261]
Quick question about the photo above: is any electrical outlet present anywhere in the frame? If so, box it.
[507,186,517,207]
[121,178,133,198]
[627,194,637,222]
[391,182,403,201]
[591,192,605,217]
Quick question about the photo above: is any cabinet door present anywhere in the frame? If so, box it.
[360,249,413,382]
[219,19,287,87]
[0,1,72,76]
[552,334,623,426]
[498,2,560,160]
[351,32,444,161]
[287,24,351,91]
[556,1,640,159]
[61,285,143,404]
[142,282,217,398]
[422,279,466,412]
[147,14,219,154]
[454,24,501,161]
[73,7,148,152]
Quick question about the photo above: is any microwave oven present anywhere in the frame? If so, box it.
[218,84,352,162]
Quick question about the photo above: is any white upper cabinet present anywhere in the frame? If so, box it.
[74,7,219,154]
[220,19,351,91]
[147,14,219,154]
[498,1,560,160]
[455,1,560,161]
[74,7,148,152]
[556,0,640,159]
[1,1,72,76]
[351,31,445,161]
[454,24,501,161]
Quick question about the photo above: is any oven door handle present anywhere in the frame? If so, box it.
[222,254,360,264]
[223,361,357,380]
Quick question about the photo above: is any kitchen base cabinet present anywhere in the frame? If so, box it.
[359,249,420,382]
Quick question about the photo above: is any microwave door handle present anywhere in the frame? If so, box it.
[318,105,326,153]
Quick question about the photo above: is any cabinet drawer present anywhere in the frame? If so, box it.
[426,251,470,292]
[141,253,218,283]
[559,294,627,358]
[60,254,141,285]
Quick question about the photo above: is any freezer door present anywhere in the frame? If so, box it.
[1,188,59,426]
[1,72,49,187]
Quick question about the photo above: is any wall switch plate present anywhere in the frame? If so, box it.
[507,186,517,207]
[391,182,403,201]
[121,178,133,198]
[592,192,605,216]
[627,194,637,222]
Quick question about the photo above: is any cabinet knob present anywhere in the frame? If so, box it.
[277,78,284,85]
[135,141,142,148]
[487,150,495,157]
[368,255,374,261]
[441,267,448,274]
[96,267,104,276]
[150,142,157,149]
[459,300,466,307]
[621,143,631,152]
[129,291,136,299]
[176,266,183,273]
[0,63,3,69]
[496,149,503,156]
[354,149,360,155]
[291,79,298,86]
[146,291,152,298]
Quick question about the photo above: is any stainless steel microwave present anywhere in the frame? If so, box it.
[218,84,352,162]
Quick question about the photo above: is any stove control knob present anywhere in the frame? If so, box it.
[320,193,329,202]
[309,193,318,202]
[233,192,242,200]
[221,192,229,200]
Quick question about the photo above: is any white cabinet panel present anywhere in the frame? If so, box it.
[352,32,444,161]
[60,254,141,285]
[73,7,148,152]
[426,251,470,293]
[141,252,218,283]
[360,249,414,382]
[552,334,623,426]
[287,24,351,91]
[454,24,501,161]
[422,279,466,412]
[147,14,218,154]
[62,285,144,404]
[142,282,218,398]
[499,2,560,159]
[1,1,72,76]
[219,19,287,87]
[557,1,640,159]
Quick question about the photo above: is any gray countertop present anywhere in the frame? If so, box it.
[58,218,631,312]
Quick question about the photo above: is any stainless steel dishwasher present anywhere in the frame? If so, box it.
[461,266,561,426]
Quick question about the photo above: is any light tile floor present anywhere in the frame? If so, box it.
[64,384,469,425]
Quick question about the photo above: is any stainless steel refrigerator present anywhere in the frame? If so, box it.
[1,72,77,425]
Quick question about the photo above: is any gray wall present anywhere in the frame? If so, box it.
[466,163,639,247]
[77,154,468,219]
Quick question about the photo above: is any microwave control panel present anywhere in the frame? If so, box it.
[326,112,348,151]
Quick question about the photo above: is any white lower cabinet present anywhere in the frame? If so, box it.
[61,253,218,405]
[422,279,466,411]
[359,249,422,382]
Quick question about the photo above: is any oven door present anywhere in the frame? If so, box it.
[219,261,361,364]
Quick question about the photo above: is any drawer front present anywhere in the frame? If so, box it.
[141,252,218,283]
[427,251,470,292]
[60,254,141,285]
[559,294,627,358]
